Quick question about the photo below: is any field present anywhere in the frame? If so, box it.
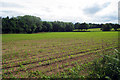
[88,28,101,32]
[2,31,118,78]
[74,28,116,32]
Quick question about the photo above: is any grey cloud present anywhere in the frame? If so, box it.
[119,1,120,11]
[83,5,101,15]
[103,2,111,8]
[1,2,24,8]
[0,10,24,17]
[83,2,111,15]
[58,5,67,9]
[58,5,64,9]
[101,15,117,22]
[42,7,51,12]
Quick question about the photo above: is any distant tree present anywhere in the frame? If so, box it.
[79,22,89,31]
[52,21,59,32]
[2,15,119,33]
[113,24,119,31]
[41,25,47,32]
[101,24,112,31]
[35,21,42,33]
[58,21,66,32]
[83,23,89,30]
[22,15,39,33]
[0,17,2,34]
[52,21,65,32]
[2,15,43,33]
[65,22,74,32]
[74,22,80,29]
[2,16,12,33]
[42,21,53,32]
[88,23,101,29]
[74,22,89,31]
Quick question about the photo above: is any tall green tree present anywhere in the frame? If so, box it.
[42,21,53,32]
[65,22,74,32]
[2,16,12,33]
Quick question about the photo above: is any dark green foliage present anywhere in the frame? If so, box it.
[88,49,120,80]
[2,15,42,33]
[18,15,42,33]
[80,22,89,31]
[74,22,89,31]
[65,22,74,32]
[113,24,120,31]
[52,21,65,32]
[28,62,85,79]
[89,23,101,29]
[74,22,80,29]
[101,23,112,31]
[2,16,12,33]
[42,21,53,32]
[51,21,74,32]
[2,15,120,33]
[2,16,75,33]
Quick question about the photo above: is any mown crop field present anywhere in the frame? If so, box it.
[2,32,118,78]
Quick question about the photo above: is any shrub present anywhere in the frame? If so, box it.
[88,49,120,80]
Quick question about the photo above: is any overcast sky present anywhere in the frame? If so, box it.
[0,0,119,23]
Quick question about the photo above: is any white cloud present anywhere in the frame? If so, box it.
[0,0,119,23]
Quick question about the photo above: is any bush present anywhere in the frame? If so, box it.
[88,49,120,80]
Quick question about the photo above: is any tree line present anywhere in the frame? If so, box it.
[2,15,120,33]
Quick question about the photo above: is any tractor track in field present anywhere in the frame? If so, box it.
[3,47,115,75]
[42,54,95,76]
[38,48,115,76]
[2,41,92,64]
[3,42,116,69]
[3,41,113,64]
[4,50,96,75]
[3,46,105,69]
